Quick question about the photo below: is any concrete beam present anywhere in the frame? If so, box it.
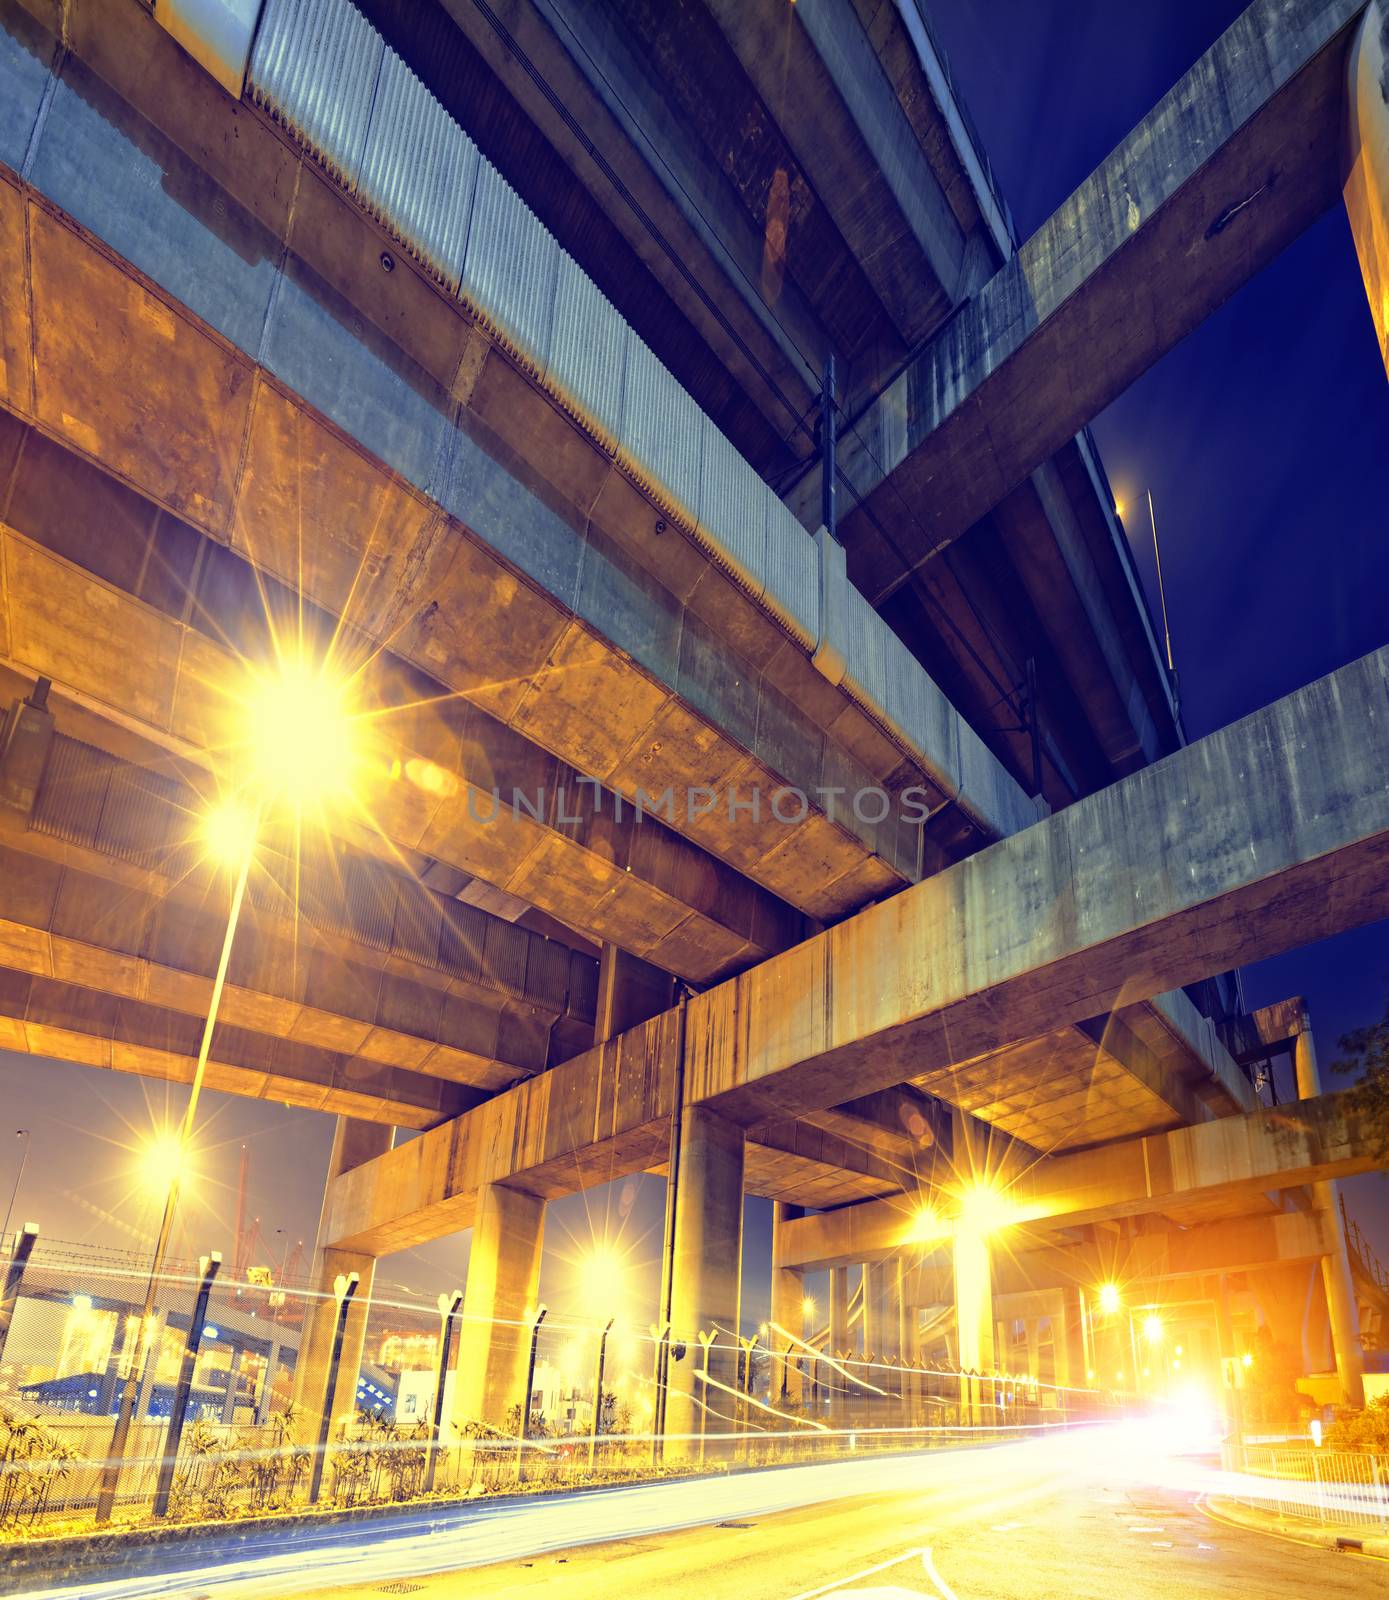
[790,0,1365,601]
[703,0,963,343]
[679,643,1389,1126]
[902,1208,1337,1305]
[777,1090,1389,1269]
[0,7,960,923]
[324,644,1389,1249]
[0,966,473,1128]
[0,504,801,985]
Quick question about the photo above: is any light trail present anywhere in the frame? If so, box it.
[23,1428,1118,1600]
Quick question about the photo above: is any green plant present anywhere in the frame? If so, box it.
[1325,1393,1389,1452]
[0,1407,81,1531]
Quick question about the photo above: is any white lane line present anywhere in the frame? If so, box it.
[783,1547,930,1600]
[923,1548,963,1600]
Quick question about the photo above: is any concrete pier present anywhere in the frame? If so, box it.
[454,1183,547,1432]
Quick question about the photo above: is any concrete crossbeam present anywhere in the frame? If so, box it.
[788,0,1366,601]
[0,511,800,986]
[776,1090,1389,1270]
[323,644,1389,1250]
[680,644,1389,1125]
[901,1209,1337,1306]
[0,967,474,1128]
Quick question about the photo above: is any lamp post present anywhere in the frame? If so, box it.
[95,815,258,1526]
[426,1290,463,1494]
[517,1305,547,1484]
[308,1271,359,1505]
[589,1318,614,1475]
[1,1130,30,1248]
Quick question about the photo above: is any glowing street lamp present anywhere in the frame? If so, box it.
[97,655,365,1524]
[1098,1282,1122,1316]
[1143,1314,1164,1345]
[801,1295,817,1323]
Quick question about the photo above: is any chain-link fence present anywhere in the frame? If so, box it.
[1233,1444,1389,1531]
[0,1236,1117,1541]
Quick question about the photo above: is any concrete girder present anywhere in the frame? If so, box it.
[432,0,828,457]
[776,1090,1389,1271]
[0,6,960,922]
[898,1209,1338,1307]
[0,833,556,1097]
[699,0,964,347]
[321,643,1389,1251]
[787,0,1366,603]
[0,965,473,1128]
[678,643,1389,1127]
[1345,0,1389,377]
[0,494,801,986]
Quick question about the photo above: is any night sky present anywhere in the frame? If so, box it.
[2,2,1386,1321]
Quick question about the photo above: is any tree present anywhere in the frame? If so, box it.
[1332,995,1389,1131]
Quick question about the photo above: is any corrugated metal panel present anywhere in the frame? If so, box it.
[342,852,398,951]
[481,917,528,1000]
[96,763,182,870]
[696,413,766,602]
[439,900,487,984]
[459,157,559,375]
[390,884,445,968]
[31,735,115,852]
[357,43,477,291]
[248,0,382,191]
[763,499,819,651]
[545,253,627,449]
[524,936,570,1014]
[619,333,703,529]
[840,588,888,716]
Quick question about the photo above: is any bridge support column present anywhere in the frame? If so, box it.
[1347,0,1389,379]
[454,1182,546,1431]
[770,1202,805,1407]
[1293,1020,1365,1408]
[953,1229,994,1424]
[666,1105,744,1451]
[293,1118,392,1447]
[829,1265,851,1423]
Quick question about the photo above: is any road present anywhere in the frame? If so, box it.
[296,1450,1382,1600]
[19,1424,1385,1599]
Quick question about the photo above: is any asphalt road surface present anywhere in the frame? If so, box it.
[300,1473,1383,1600]
[21,1423,1385,1600]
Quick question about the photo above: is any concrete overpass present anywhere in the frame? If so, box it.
[0,0,1385,1458]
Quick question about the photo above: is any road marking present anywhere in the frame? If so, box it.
[782,1548,930,1600]
[923,1548,962,1600]
[1128,1524,1164,1532]
[989,1521,1024,1532]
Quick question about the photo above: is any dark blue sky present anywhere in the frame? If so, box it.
[928,0,1389,1255]
[2,1,1386,1312]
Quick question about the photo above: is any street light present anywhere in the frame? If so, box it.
[96,655,364,1524]
[1143,1314,1164,1345]
[1098,1282,1122,1316]
[801,1295,817,1321]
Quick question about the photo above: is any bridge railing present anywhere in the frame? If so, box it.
[1233,1444,1389,1531]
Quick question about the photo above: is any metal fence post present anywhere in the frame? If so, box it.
[588,1318,614,1475]
[0,1222,38,1363]
[152,1252,222,1518]
[308,1271,358,1505]
[425,1290,462,1494]
[516,1304,547,1485]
